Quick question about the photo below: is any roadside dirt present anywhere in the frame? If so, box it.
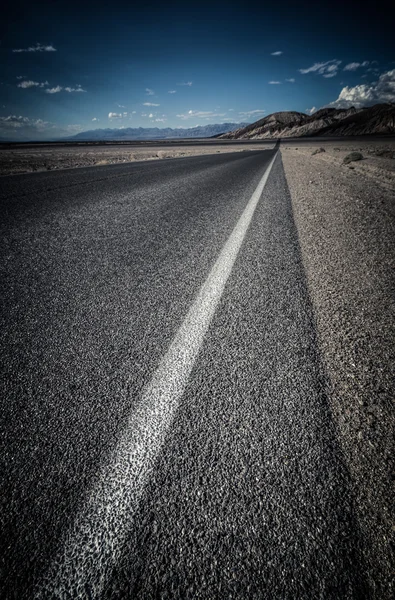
[282,141,395,192]
[282,144,394,600]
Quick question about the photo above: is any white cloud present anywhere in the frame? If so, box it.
[146,88,154,95]
[16,75,26,80]
[108,112,122,119]
[35,119,52,130]
[327,69,395,108]
[92,118,99,122]
[17,80,50,89]
[177,81,193,86]
[132,110,136,114]
[268,81,281,84]
[344,61,370,71]
[0,115,30,128]
[16,79,84,93]
[0,115,51,130]
[12,43,56,53]
[64,85,86,93]
[148,113,154,118]
[117,103,125,108]
[143,102,160,106]
[17,80,49,89]
[238,109,266,117]
[299,59,342,78]
[322,64,340,78]
[17,80,40,88]
[168,90,176,94]
[176,110,225,120]
[286,78,295,83]
[271,51,283,56]
[306,107,317,115]
[154,118,167,122]
[45,84,86,94]
[63,124,83,133]
[46,86,63,94]
[0,115,87,139]
[344,62,361,71]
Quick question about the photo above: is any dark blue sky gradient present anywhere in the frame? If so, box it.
[1,0,394,139]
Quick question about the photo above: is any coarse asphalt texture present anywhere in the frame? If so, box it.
[1,148,368,598]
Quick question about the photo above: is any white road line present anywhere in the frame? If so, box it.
[36,151,278,599]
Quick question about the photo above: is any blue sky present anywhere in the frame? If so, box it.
[1,0,394,139]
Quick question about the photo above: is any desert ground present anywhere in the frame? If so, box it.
[282,140,394,597]
[0,142,275,177]
[282,140,395,191]
[0,139,394,184]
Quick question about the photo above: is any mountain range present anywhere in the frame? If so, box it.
[66,104,395,143]
[68,123,249,141]
[219,103,395,139]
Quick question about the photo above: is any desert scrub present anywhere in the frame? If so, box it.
[311,147,326,155]
[343,152,363,164]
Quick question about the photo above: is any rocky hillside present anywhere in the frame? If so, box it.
[220,104,395,139]
[316,103,395,136]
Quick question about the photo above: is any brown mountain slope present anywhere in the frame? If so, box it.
[220,111,308,139]
[220,103,395,139]
[316,103,395,136]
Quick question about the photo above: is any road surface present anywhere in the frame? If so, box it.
[0,148,367,598]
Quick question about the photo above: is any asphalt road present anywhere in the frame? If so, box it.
[0,148,367,598]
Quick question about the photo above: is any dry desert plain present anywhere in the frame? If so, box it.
[0,141,275,176]
[0,139,394,185]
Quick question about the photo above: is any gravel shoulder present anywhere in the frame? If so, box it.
[0,143,274,177]
[282,141,395,191]
[282,144,395,599]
